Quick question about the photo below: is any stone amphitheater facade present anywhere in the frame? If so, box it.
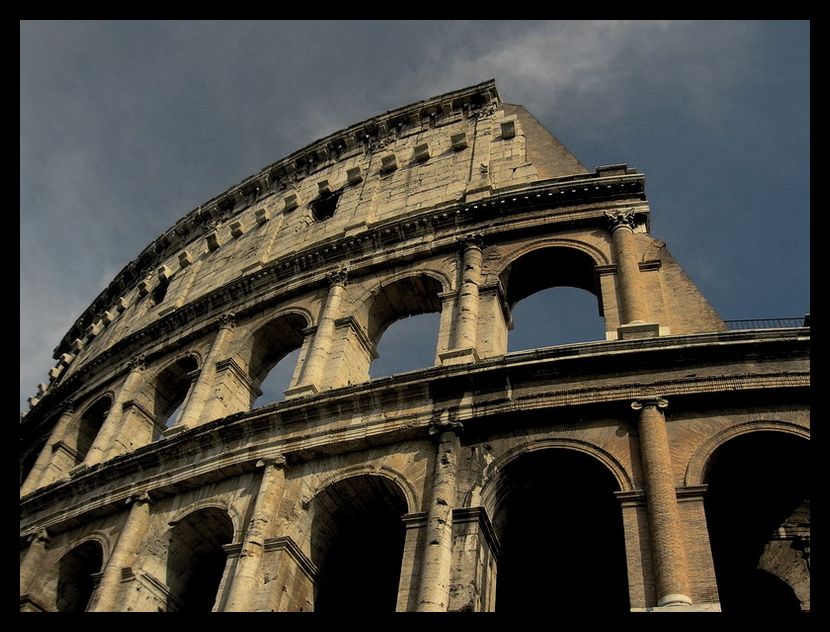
[19,81,810,613]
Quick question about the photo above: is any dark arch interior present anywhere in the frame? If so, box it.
[247,313,307,406]
[73,397,112,464]
[493,449,628,613]
[153,355,199,432]
[311,475,407,613]
[165,508,234,612]
[705,431,809,613]
[56,540,104,612]
[500,247,600,309]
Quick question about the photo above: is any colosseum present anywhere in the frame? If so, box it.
[19,80,810,613]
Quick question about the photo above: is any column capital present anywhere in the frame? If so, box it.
[326,268,348,287]
[605,209,639,233]
[631,396,668,411]
[60,400,76,415]
[218,311,238,330]
[256,454,287,470]
[126,491,153,507]
[429,419,464,437]
[25,528,50,546]
[127,354,147,372]
[458,233,486,251]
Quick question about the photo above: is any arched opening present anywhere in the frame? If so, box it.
[310,475,408,613]
[370,312,440,378]
[165,507,234,612]
[366,275,443,378]
[152,356,199,436]
[704,431,809,612]
[72,397,112,464]
[492,448,628,612]
[501,247,604,351]
[56,540,104,612]
[246,313,307,407]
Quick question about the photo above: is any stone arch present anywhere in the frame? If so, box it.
[480,437,634,519]
[144,353,201,432]
[496,241,605,309]
[308,471,410,613]
[352,268,453,311]
[233,307,313,406]
[701,424,810,613]
[169,499,243,543]
[55,536,107,612]
[684,419,810,487]
[163,505,235,611]
[310,464,418,515]
[494,237,610,278]
[362,273,446,341]
[56,532,112,566]
[483,437,630,612]
[69,393,115,465]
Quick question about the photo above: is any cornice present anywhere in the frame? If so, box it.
[20,332,808,534]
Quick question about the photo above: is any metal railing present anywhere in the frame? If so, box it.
[724,315,810,330]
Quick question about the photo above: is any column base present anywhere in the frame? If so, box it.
[617,321,660,340]
[439,347,480,366]
[283,384,319,400]
[632,601,721,613]
[161,424,190,438]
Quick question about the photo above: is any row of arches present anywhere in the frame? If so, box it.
[47,429,808,612]
[21,246,611,487]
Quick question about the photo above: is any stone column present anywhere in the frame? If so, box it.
[440,237,483,365]
[415,419,463,612]
[19,529,50,596]
[224,456,287,612]
[177,313,237,428]
[632,397,692,607]
[84,356,145,467]
[286,270,347,397]
[88,492,152,612]
[607,210,649,325]
[20,402,75,496]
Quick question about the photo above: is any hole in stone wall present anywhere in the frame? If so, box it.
[151,278,170,306]
[311,190,342,221]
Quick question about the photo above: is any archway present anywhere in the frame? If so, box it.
[165,507,234,611]
[365,274,444,379]
[704,431,809,612]
[310,474,408,612]
[56,540,104,612]
[500,247,605,351]
[246,313,307,407]
[73,397,112,463]
[491,448,628,612]
[152,355,199,435]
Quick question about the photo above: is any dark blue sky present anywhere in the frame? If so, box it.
[20,21,809,410]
